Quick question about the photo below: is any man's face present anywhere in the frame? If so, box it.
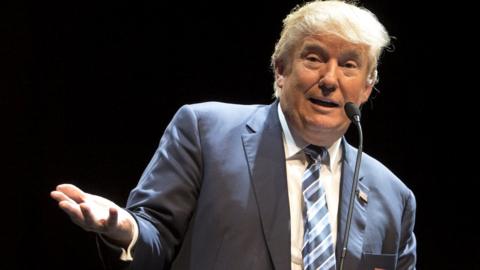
[276,34,373,146]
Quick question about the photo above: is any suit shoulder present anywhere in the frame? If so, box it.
[186,101,264,113]
[360,152,414,197]
[177,101,268,123]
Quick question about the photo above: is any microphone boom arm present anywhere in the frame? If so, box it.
[339,103,363,270]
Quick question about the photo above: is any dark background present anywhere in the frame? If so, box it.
[4,0,477,269]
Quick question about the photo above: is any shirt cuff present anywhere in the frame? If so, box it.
[99,213,139,261]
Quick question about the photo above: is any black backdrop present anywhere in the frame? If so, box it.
[5,0,477,269]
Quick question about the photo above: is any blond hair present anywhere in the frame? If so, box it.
[271,0,390,97]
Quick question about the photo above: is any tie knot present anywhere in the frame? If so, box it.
[304,145,329,165]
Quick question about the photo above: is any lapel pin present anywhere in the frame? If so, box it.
[358,190,368,203]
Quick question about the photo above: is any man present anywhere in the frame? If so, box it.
[51,1,416,269]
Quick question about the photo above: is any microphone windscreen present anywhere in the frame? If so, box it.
[344,102,361,121]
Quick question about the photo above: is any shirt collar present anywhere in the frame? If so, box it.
[277,103,342,170]
[278,103,306,159]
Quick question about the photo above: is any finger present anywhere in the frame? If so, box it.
[50,190,77,204]
[79,203,96,230]
[105,207,118,229]
[56,184,87,203]
[58,200,84,223]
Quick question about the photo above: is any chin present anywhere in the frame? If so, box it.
[304,118,349,135]
[304,116,339,129]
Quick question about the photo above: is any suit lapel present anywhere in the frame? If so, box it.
[242,102,291,270]
[336,140,369,267]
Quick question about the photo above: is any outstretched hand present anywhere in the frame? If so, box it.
[51,184,134,248]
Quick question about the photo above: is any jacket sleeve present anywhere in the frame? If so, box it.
[99,105,203,270]
[396,189,417,270]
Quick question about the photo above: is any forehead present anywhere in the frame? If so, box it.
[297,34,368,58]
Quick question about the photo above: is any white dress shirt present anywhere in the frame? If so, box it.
[277,103,342,270]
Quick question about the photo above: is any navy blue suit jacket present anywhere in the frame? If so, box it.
[104,101,416,270]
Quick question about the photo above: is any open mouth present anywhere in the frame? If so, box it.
[309,98,339,108]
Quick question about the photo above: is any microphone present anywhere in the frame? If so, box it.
[339,102,363,270]
[344,102,361,124]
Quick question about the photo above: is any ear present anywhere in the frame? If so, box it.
[359,83,373,104]
[360,70,375,103]
[275,61,286,89]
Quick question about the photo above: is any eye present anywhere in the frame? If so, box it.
[343,61,358,69]
[305,55,321,62]
[302,54,324,69]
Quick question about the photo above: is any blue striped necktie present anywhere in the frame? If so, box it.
[302,145,336,270]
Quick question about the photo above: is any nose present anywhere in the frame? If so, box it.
[318,61,338,95]
[319,83,336,95]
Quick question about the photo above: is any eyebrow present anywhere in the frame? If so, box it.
[301,43,364,64]
[301,43,329,59]
[340,50,363,64]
